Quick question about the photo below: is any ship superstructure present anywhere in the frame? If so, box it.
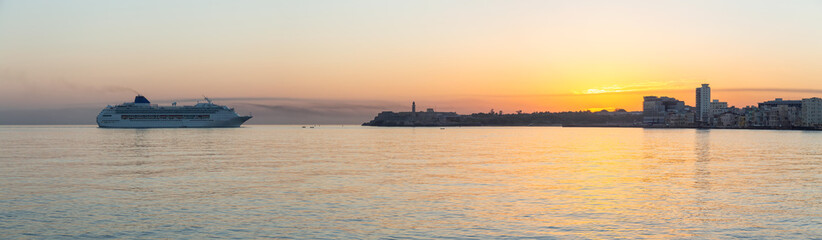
[97,95,251,128]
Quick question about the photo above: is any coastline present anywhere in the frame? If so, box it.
[362,123,822,131]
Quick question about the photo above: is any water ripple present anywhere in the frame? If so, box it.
[0,126,820,238]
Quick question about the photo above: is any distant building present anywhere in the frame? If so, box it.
[801,97,822,127]
[695,84,711,123]
[758,98,802,128]
[709,99,728,117]
[666,108,695,127]
[643,96,686,125]
[716,112,742,128]
[707,99,729,126]
[740,106,761,127]
[363,102,460,126]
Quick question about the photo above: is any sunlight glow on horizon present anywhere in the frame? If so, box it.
[1,0,821,118]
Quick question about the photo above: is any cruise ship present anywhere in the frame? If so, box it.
[97,95,252,128]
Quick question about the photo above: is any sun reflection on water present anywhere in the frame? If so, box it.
[0,126,819,238]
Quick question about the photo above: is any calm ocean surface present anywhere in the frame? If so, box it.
[0,125,820,239]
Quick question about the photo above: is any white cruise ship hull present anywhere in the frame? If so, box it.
[96,95,252,128]
[97,116,251,128]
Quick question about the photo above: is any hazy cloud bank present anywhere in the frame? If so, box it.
[0,97,409,125]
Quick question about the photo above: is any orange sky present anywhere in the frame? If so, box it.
[1,1,821,122]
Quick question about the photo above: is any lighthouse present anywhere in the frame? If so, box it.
[412,101,416,113]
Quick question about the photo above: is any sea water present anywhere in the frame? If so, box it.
[1,125,820,238]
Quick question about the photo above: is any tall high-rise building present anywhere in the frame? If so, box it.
[695,84,711,123]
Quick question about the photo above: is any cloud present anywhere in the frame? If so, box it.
[100,86,141,95]
[573,80,701,95]
[714,88,822,94]
[0,69,141,95]
[0,99,408,125]
[224,99,408,124]
[156,97,304,103]
[238,103,325,115]
[236,100,406,114]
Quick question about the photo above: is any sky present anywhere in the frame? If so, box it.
[1,0,821,124]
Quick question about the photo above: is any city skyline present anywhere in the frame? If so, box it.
[642,83,822,129]
[1,0,822,124]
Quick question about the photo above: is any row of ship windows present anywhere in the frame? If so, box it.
[115,110,218,114]
[121,115,211,120]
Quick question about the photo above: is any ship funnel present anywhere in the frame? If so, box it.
[134,95,151,104]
